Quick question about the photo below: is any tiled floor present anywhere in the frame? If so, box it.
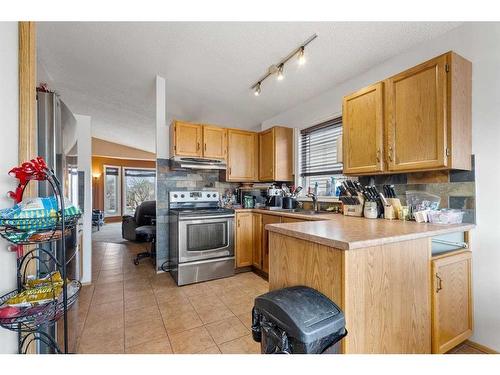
[75,240,267,354]
[75,238,488,355]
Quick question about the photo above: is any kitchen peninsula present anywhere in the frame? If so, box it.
[265,216,475,354]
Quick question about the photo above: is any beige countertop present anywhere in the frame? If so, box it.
[234,208,475,250]
[234,208,339,221]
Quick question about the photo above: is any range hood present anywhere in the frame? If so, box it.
[170,156,227,170]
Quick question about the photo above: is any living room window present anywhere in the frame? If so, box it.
[122,167,156,216]
[299,116,344,196]
[103,165,121,216]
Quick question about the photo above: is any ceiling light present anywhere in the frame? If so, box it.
[250,33,317,96]
[254,82,261,96]
[298,46,306,65]
[277,64,284,81]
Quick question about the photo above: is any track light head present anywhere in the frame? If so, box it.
[277,64,284,81]
[298,46,306,65]
[254,82,261,96]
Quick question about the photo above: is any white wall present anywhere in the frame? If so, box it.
[75,114,93,284]
[0,22,19,354]
[156,76,168,159]
[263,22,500,351]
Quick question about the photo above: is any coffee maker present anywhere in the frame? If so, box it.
[266,185,283,209]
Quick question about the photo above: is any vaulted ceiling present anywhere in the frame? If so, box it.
[37,22,462,153]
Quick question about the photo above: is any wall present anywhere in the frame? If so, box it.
[76,115,93,284]
[92,137,156,160]
[0,22,19,354]
[92,156,156,221]
[262,23,500,350]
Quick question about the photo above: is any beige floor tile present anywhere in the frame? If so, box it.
[237,313,253,330]
[91,289,124,305]
[86,299,123,316]
[219,334,261,354]
[124,288,155,301]
[180,282,216,298]
[96,273,124,284]
[205,316,249,345]
[78,329,124,354]
[195,304,235,324]
[195,345,221,354]
[125,304,162,325]
[158,300,196,318]
[124,293,157,311]
[125,316,168,348]
[155,288,189,304]
[126,337,173,354]
[169,326,216,354]
[163,310,203,335]
[83,312,124,336]
[188,294,224,311]
[94,280,123,293]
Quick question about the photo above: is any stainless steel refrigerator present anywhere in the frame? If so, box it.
[36,91,81,353]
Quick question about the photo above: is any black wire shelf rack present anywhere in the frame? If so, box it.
[0,159,82,354]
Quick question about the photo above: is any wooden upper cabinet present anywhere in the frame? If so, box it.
[343,82,384,174]
[227,129,258,181]
[259,126,294,182]
[431,250,473,354]
[386,55,448,171]
[171,120,202,157]
[203,125,227,159]
[342,51,471,175]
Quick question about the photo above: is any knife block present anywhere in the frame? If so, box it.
[342,195,364,217]
[386,198,402,219]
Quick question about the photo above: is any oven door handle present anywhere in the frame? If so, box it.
[178,215,235,221]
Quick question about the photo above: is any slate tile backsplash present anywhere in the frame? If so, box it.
[362,155,476,224]
[155,158,239,269]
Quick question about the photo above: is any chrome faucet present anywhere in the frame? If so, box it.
[307,192,320,212]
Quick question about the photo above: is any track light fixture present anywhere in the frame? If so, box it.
[277,64,284,81]
[250,33,317,96]
[254,82,261,96]
[298,46,306,65]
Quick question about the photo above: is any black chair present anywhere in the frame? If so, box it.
[92,209,104,231]
[121,201,156,265]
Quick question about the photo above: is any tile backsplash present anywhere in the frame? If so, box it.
[358,155,476,223]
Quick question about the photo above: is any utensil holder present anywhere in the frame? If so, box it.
[342,194,364,217]
[386,198,402,218]
[384,205,396,220]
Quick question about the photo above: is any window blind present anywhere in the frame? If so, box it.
[124,169,156,178]
[300,116,343,178]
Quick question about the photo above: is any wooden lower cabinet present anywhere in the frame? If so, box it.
[261,214,282,274]
[281,217,304,224]
[252,214,263,269]
[431,250,473,353]
[235,212,254,268]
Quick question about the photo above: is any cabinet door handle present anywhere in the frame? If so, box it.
[197,142,200,151]
[388,146,393,162]
[237,219,240,228]
[204,143,207,151]
[436,273,443,293]
[228,167,232,175]
[376,149,381,163]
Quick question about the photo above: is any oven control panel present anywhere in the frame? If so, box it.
[169,190,219,203]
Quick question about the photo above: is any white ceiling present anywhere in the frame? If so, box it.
[37,22,462,153]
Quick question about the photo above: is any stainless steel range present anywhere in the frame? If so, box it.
[168,190,235,286]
